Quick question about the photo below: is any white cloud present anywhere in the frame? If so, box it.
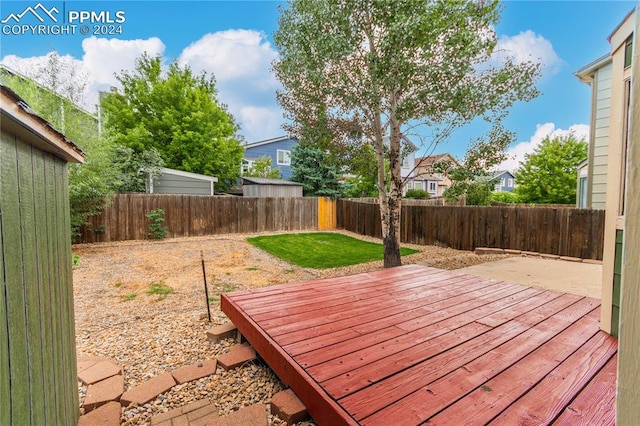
[178,30,282,142]
[493,30,563,75]
[497,123,590,172]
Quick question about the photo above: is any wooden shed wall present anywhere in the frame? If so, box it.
[1,131,78,425]
[242,184,303,198]
[153,172,214,195]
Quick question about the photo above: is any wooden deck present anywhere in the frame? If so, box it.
[221,264,617,425]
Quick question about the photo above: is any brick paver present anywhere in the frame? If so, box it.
[217,343,256,370]
[271,389,309,425]
[120,373,176,406]
[206,323,237,342]
[172,359,217,384]
[205,404,267,426]
[84,374,124,412]
[78,360,122,385]
[78,401,121,426]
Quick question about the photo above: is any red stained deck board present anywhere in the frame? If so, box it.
[258,274,477,332]
[552,354,617,426]
[304,286,542,380]
[340,297,599,421]
[359,307,601,426]
[220,265,616,426]
[425,315,609,425]
[489,331,617,426]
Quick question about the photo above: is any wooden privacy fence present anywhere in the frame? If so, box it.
[337,200,605,260]
[77,194,335,243]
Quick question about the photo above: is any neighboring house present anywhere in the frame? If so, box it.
[148,167,218,195]
[576,159,589,208]
[1,85,84,425]
[413,153,459,197]
[243,136,298,179]
[242,177,303,197]
[575,54,613,209]
[577,8,635,337]
[492,170,516,193]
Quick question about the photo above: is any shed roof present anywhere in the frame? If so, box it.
[159,167,218,182]
[242,177,303,186]
[0,85,85,163]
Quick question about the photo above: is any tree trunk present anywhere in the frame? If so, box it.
[383,194,402,267]
[383,92,403,268]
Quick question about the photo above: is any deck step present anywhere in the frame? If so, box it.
[271,389,309,425]
[217,343,256,370]
[207,322,238,342]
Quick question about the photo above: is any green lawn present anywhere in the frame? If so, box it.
[246,232,419,269]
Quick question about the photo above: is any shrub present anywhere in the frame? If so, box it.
[490,191,521,204]
[146,208,168,239]
[405,189,431,199]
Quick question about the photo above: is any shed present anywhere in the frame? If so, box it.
[1,85,85,425]
[242,177,303,197]
[149,167,218,195]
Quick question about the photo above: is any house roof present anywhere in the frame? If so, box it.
[0,85,85,163]
[244,135,294,149]
[492,170,515,179]
[160,167,218,182]
[242,177,303,186]
[574,54,612,82]
[607,7,636,42]
[414,153,458,167]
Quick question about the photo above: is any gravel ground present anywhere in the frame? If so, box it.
[72,230,511,425]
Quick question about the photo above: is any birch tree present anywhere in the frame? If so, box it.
[274,0,540,267]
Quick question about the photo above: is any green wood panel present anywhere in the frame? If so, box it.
[17,141,46,425]
[1,133,31,423]
[0,135,12,426]
[32,151,57,424]
[43,156,66,425]
[58,158,78,424]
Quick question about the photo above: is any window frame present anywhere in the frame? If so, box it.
[276,149,291,166]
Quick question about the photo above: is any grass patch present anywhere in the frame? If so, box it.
[146,281,174,301]
[122,293,137,301]
[114,281,122,288]
[246,266,259,271]
[247,232,419,269]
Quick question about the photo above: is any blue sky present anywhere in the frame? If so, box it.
[0,0,636,171]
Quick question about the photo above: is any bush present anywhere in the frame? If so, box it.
[405,189,430,199]
[490,191,521,204]
[146,208,168,239]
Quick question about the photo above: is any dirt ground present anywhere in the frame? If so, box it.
[71,230,511,424]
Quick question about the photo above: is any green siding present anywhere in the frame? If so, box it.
[612,229,624,337]
[1,131,79,425]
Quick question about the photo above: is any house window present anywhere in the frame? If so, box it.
[277,149,291,166]
[579,177,588,209]
[624,36,633,68]
[429,182,437,192]
[500,178,506,187]
[494,184,501,192]
[507,178,513,187]
[241,159,253,175]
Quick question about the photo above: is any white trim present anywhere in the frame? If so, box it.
[244,135,291,148]
[158,167,218,182]
[277,149,291,166]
